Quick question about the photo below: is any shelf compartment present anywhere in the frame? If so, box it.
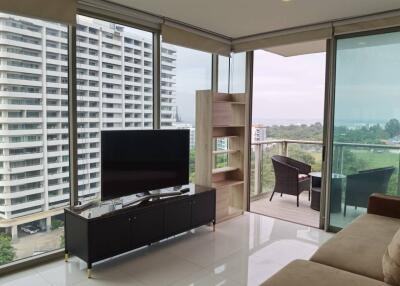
[213,101,245,105]
[213,93,246,103]
[212,166,238,175]
[212,179,244,189]
[213,101,245,127]
[215,185,244,223]
[213,124,245,128]
[212,126,243,138]
[212,149,239,155]
[217,207,243,223]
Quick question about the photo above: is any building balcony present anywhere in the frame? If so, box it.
[46,34,68,44]
[0,187,43,200]
[102,57,121,66]
[48,193,70,203]
[0,175,44,187]
[7,164,43,174]
[0,140,42,149]
[46,46,66,55]
[0,38,42,51]
[102,47,122,56]
[0,198,44,213]
[101,67,121,75]
[0,117,42,124]
[0,52,41,63]
[0,65,41,76]
[0,24,42,38]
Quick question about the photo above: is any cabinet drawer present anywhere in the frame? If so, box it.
[192,191,215,227]
[89,213,132,261]
[165,198,192,236]
[131,206,164,248]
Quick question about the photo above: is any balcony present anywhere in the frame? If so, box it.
[251,139,322,227]
[250,139,400,228]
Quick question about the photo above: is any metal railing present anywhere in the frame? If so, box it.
[251,139,400,198]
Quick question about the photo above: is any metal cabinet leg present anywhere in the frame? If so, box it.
[87,263,92,278]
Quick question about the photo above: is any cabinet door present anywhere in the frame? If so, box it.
[191,192,215,227]
[132,205,164,248]
[89,213,132,262]
[164,198,192,236]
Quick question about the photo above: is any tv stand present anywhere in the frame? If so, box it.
[64,184,216,278]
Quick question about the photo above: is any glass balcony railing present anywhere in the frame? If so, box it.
[250,139,400,203]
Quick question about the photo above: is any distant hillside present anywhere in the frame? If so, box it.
[266,123,323,141]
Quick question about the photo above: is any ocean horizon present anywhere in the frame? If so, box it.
[252,117,395,127]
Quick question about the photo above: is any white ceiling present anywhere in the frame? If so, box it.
[109,0,400,38]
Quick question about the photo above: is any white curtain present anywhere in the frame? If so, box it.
[161,23,231,56]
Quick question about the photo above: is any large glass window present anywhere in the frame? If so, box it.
[229,52,246,93]
[218,55,230,93]
[218,53,246,93]
[76,16,154,202]
[160,43,212,182]
[0,12,69,265]
[329,31,400,229]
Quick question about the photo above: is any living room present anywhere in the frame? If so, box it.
[1,1,400,286]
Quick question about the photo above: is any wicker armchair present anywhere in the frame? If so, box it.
[270,155,311,207]
[344,166,395,216]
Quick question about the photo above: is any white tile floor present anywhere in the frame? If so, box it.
[0,212,333,286]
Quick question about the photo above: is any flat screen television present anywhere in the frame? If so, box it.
[101,129,189,201]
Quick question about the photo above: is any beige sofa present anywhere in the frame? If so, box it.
[261,193,400,286]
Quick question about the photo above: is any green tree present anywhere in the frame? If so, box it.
[51,219,64,230]
[385,118,400,138]
[0,234,16,265]
[60,235,65,248]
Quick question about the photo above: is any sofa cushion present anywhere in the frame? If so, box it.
[311,214,400,281]
[260,260,386,286]
[383,228,400,285]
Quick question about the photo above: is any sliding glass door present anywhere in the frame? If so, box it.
[328,29,400,229]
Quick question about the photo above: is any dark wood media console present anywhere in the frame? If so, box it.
[64,185,215,277]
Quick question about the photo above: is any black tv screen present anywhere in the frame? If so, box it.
[101,129,189,201]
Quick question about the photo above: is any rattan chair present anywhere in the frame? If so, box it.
[270,155,311,207]
[344,166,395,216]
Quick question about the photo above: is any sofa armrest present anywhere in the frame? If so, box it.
[367,193,400,219]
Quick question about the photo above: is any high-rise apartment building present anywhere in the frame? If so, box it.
[251,124,267,142]
[0,13,176,238]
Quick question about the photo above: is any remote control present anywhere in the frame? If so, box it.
[180,188,190,194]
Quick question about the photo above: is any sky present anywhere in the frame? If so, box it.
[252,50,326,126]
[169,45,211,124]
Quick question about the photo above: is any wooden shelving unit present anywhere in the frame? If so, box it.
[195,90,248,223]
